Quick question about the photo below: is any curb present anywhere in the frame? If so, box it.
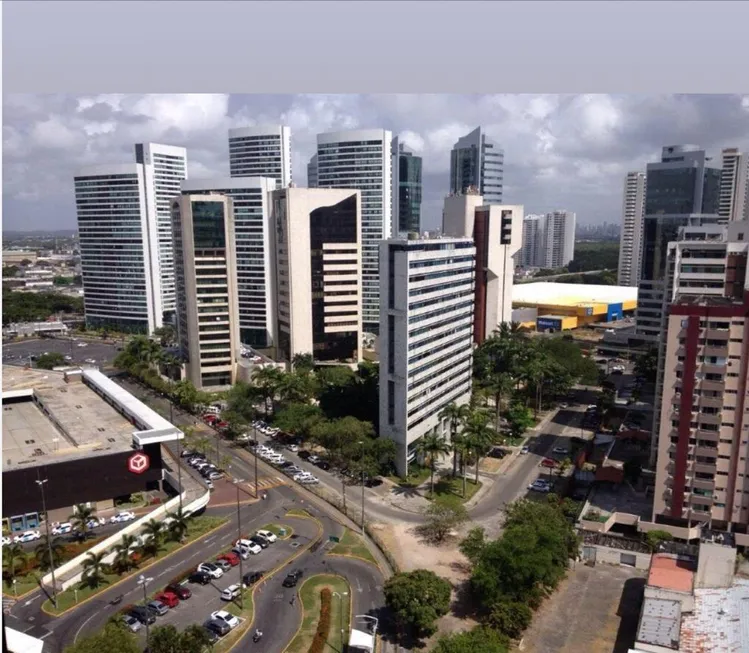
[1,577,43,602]
[40,517,229,618]
[326,551,380,570]
[221,513,324,652]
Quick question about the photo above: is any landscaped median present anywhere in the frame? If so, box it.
[284,574,351,653]
[41,515,227,616]
[328,528,378,567]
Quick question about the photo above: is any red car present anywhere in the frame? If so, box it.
[155,592,180,608]
[540,458,558,468]
[216,421,229,430]
[164,583,192,600]
[203,414,219,424]
[217,552,240,567]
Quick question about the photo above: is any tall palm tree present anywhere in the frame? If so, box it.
[166,508,190,543]
[253,366,284,417]
[70,504,96,541]
[3,543,26,582]
[463,409,496,485]
[34,535,65,572]
[112,534,139,574]
[81,550,109,589]
[439,403,470,477]
[414,433,452,497]
[140,519,164,557]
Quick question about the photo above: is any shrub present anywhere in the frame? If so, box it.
[308,588,332,653]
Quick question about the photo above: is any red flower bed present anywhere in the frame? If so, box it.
[308,588,332,653]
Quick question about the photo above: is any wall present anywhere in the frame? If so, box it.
[584,543,652,569]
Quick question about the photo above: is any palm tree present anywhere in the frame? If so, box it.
[166,508,190,543]
[439,403,470,477]
[3,543,26,583]
[291,353,315,374]
[81,550,109,589]
[140,519,164,557]
[112,534,139,574]
[253,366,284,417]
[463,409,496,485]
[414,433,452,497]
[70,504,96,541]
[34,535,65,572]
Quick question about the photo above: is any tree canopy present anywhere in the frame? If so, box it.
[2,287,83,324]
[384,569,452,639]
[434,626,509,653]
[63,623,140,653]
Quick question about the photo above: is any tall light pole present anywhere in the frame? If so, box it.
[232,477,245,608]
[137,574,153,647]
[358,440,365,534]
[35,474,57,607]
[333,591,349,640]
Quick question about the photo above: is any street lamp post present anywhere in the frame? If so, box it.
[233,478,245,608]
[358,440,365,534]
[35,475,57,607]
[137,574,153,647]
[333,591,349,640]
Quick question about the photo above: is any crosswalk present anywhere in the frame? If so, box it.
[3,596,16,614]
[244,476,288,491]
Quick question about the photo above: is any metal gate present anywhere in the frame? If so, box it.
[582,546,597,564]
[620,553,637,567]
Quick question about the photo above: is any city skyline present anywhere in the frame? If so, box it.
[4,93,749,232]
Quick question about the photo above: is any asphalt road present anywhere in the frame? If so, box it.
[2,336,120,368]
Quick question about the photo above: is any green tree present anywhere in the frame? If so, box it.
[153,324,177,347]
[459,527,486,566]
[141,519,165,557]
[80,550,109,589]
[253,366,284,416]
[179,624,215,652]
[34,534,65,572]
[166,508,190,543]
[463,409,496,484]
[505,403,534,441]
[36,352,66,369]
[2,287,84,325]
[486,600,533,639]
[62,623,140,653]
[291,352,315,374]
[172,379,200,412]
[148,624,182,653]
[420,501,468,543]
[384,569,452,639]
[70,503,96,541]
[434,626,509,653]
[440,402,470,477]
[277,371,317,406]
[112,534,139,574]
[634,346,659,383]
[3,542,26,582]
[645,529,674,552]
[415,433,451,496]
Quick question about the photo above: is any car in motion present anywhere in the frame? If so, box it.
[282,569,304,587]
[110,511,136,524]
[539,458,558,468]
[552,446,570,455]
[13,530,41,544]
[520,445,531,454]
[197,562,224,579]
[210,610,240,630]
[51,522,73,536]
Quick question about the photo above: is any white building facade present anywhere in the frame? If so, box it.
[379,237,476,476]
[541,210,576,268]
[617,172,647,286]
[228,125,292,188]
[520,214,545,268]
[315,129,393,333]
[180,177,277,349]
[719,147,749,222]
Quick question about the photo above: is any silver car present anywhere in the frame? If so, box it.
[122,614,143,633]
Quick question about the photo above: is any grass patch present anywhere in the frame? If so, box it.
[285,574,351,653]
[261,523,293,540]
[2,574,42,597]
[42,515,227,615]
[286,508,313,519]
[329,528,378,567]
[426,475,482,507]
[386,464,430,488]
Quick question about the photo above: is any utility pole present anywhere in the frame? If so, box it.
[233,478,245,608]
[171,403,183,512]
[358,440,365,534]
[35,474,57,607]
[137,575,153,648]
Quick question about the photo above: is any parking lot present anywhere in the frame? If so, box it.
[129,514,317,645]
[2,336,120,368]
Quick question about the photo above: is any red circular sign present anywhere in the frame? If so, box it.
[128,452,150,474]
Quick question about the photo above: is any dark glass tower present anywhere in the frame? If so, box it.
[392,140,422,236]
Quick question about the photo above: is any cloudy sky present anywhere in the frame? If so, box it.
[3,93,749,232]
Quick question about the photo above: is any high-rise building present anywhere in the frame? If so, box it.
[180,177,277,349]
[651,219,749,534]
[269,187,362,365]
[541,211,576,269]
[520,214,545,268]
[379,236,476,476]
[719,148,749,222]
[75,164,158,333]
[636,145,723,341]
[315,129,393,333]
[307,154,318,188]
[135,143,188,321]
[391,137,422,236]
[617,172,647,286]
[172,194,240,390]
[228,125,292,188]
[449,127,504,204]
[442,194,522,342]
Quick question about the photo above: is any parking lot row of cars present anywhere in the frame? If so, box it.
[249,443,322,485]
[3,511,137,545]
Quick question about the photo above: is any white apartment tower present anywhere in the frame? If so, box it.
[541,211,576,268]
[181,177,277,349]
[617,172,647,286]
[520,214,545,268]
[379,237,476,476]
[315,129,393,333]
[450,127,504,204]
[228,125,292,188]
[719,148,749,222]
[270,188,363,365]
[172,194,241,390]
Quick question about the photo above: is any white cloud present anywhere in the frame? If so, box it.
[30,117,82,149]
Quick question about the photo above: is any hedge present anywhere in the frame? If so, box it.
[308,588,332,653]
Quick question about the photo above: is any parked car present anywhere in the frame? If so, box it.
[188,571,212,585]
[51,522,73,535]
[232,546,251,560]
[520,445,531,455]
[282,569,304,587]
[122,614,143,633]
[220,584,242,601]
[307,455,321,465]
[86,517,106,530]
[155,592,180,608]
[210,610,240,630]
[13,530,41,544]
[298,450,311,460]
[300,475,319,485]
[110,511,136,524]
[235,539,262,555]
[528,480,552,493]
[559,402,569,409]
[213,559,233,572]
[552,446,570,455]
[203,627,220,644]
[129,607,156,625]
[317,460,331,471]
[147,600,169,616]
[197,562,224,579]
[165,583,192,599]
[540,458,558,468]
[204,618,231,637]
[287,444,300,453]
[255,529,277,543]
[242,571,265,587]
[249,535,269,549]
[218,552,240,567]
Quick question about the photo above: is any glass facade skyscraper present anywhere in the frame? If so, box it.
[391,139,422,236]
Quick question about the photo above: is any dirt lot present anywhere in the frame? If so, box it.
[517,563,646,653]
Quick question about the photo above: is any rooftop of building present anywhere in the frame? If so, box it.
[649,554,696,593]
[512,282,638,307]
[636,597,681,650]
[2,366,182,470]
[674,294,747,308]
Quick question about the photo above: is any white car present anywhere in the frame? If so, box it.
[197,562,224,579]
[255,529,277,543]
[299,475,319,485]
[293,472,313,482]
[520,446,530,455]
[86,517,106,529]
[2,536,11,546]
[211,610,240,630]
[235,539,262,555]
[528,480,552,494]
[14,530,41,544]
[110,511,136,524]
[231,546,251,560]
[52,522,73,535]
[220,584,242,601]
[287,444,300,453]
